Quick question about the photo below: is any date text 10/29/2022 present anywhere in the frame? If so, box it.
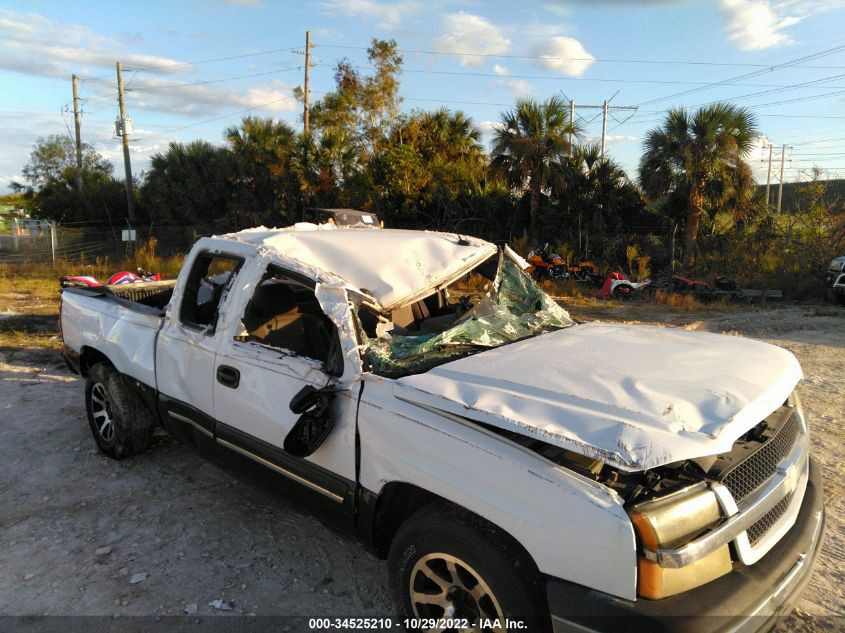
[308,618,528,630]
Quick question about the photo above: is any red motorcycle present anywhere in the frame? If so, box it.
[59,268,162,289]
[594,272,652,300]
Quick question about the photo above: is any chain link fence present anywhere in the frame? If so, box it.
[0,221,201,264]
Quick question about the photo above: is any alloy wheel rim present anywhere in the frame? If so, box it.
[409,552,505,632]
[90,383,114,442]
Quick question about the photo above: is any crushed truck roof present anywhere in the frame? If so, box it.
[222,224,497,311]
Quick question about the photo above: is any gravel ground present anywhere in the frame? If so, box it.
[0,304,843,630]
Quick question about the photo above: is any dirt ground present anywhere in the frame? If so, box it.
[0,297,843,630]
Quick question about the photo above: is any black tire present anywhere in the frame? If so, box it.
[85,362,154,459]
[388,503,549,632]
[612,284,633,300]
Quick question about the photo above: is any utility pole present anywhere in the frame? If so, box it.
[569,99,575,157]
[600,100,608,157]
[116,62,136,223]
[776,144,787,215]
[304,31,311,132]
[71,74,84,194]
[763,143,773,211]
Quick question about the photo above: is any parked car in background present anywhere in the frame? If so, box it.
[60,224,824,632]
[826,256,845,304]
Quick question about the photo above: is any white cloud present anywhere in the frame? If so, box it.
[584,134,639,145]
[0,10,301,192]
[319,0,422,29]
[477,120,502,136]
[719,0,800,50]
[97,77,298,118]
[498,79,536,99]
[434,12,512,68]
[528,36,594,76]
[0,10,192,78]
[492,64,510,76]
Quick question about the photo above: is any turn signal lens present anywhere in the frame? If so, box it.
[637,546,732,599]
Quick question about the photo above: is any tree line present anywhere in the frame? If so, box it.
[13,39,843,273]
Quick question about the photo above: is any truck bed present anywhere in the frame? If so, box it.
[60,280,176,387]
[62,279,176,315]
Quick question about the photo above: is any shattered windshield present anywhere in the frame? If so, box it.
[361,250,573,376]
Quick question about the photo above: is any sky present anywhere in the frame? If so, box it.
[2,0,845,194]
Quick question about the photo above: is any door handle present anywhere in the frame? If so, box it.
[216,364,240,389]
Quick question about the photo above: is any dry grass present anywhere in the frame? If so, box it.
[652,289,706,311]
[540,279,589,298]
[0,243,184,352]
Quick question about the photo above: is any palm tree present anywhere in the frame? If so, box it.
[225,116,298,223]
[638,103,758,266]
[556,143,641,253]
[490,97,578,244]
[143,141,236,227]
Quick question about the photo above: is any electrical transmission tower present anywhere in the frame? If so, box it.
[565,93,637,157]
[761,144,792,214]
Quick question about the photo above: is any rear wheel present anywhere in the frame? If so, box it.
[85,363,154,459]
[388,504,549,632]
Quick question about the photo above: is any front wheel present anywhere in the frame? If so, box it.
[85,363,154,459]
[388,504,548,632]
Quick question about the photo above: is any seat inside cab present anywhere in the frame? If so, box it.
[239,276,334,364]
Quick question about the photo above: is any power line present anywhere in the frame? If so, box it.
[636,43,845,107]
[744,88,845,109]
[121,46,300,73]
[312,61,845,89]
[758,113,845,119]
[689,72,845,108]
[128,65,302,93]
[131,96,297,141]
[315,43,845,70]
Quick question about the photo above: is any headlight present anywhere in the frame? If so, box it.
[628,483,732,599]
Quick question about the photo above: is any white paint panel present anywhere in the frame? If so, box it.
[61,291,161,386]
[358,379,639,600]
[396,323,803,471]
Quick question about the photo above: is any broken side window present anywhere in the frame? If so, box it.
[180,252,244,334]
[236,266,340,368]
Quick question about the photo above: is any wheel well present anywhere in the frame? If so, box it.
[369,482,541,576]
[79,347,112,376]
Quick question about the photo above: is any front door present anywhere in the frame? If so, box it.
[211,264,358,529]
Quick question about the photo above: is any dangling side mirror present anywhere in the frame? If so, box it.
[289,384,319,414]
[284,385,336,458]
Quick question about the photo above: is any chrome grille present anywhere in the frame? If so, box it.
[747,491,794,545]
[722,412,799,502]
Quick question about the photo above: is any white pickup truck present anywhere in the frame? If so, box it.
[60,224,824,632]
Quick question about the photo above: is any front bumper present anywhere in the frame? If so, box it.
[548,457,825,633]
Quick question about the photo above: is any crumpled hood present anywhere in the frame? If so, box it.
[394,323,802,472]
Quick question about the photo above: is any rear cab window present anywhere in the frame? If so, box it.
[179,252,244,334]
